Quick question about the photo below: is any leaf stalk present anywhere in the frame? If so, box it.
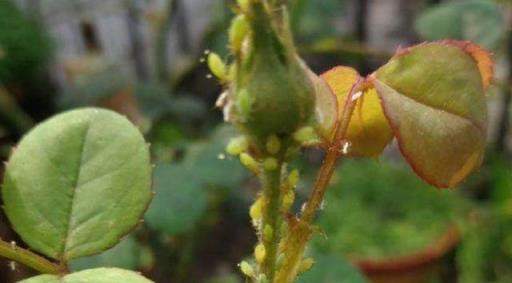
[0,238,60,275]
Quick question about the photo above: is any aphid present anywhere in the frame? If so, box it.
[239,261,254,277]
[263,158,278,171]
[254,243,266,263]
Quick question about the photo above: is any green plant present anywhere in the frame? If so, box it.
[205,0,493,282]
[0,108,154,282]
[415,0,504,51]
[457,158,512,283]
[312,159,468,259]
[0,0,52,85]
[0,1,494,282]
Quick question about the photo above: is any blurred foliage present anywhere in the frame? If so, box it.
[70,235,141,271]
[150,121,184,147]
[0,0,52,84]
[301,254,369,283]
[203,274,240,283]
[457,159,512,283]
[312,159,469,259]
[146,125,246,236]
[0,86,33,136]
[415,0,505,51]
[182,126,246,189]
[134,82,174,121]
[200,2,233,58]
[59,57,130,108]
[145,163,208,235]
[289,0,347,42]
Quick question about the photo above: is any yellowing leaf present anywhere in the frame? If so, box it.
[322,66,393,157]
[322,66,359,107]
[374,42,489,188]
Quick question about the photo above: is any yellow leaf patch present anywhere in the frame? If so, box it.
[322,66,393,157]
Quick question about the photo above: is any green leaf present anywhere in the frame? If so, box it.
[144,163,207,235]
[301,254,369,283]
[290,0,346,41]
[373,42,489,188]
[133,82,173,120]
[2,108,152,261]
[415,0,504,51]
[58,60,130,109]
[0,0,52,84]
[70,235,140,271]
[19,267,153,283]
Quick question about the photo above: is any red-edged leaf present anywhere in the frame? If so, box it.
[440,40,494,92]
[373,42,489,188]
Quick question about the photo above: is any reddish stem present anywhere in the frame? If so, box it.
[301,78,363,224]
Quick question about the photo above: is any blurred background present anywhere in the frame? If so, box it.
[0,0,511,282]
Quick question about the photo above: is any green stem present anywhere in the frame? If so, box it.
[260,159,284,281]
[0,238,60,274]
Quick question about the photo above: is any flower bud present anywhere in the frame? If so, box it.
[231,3,315,138]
